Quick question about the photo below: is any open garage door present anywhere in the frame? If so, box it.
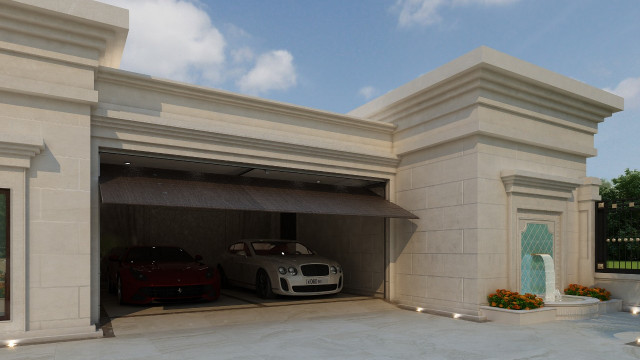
[99,159,411,317]
[99,164,416,219]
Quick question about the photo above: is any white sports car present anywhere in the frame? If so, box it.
[218,239,343,298]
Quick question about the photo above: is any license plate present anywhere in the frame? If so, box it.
[306,278,323,285]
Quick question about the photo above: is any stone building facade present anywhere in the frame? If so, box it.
[0,0,626,344]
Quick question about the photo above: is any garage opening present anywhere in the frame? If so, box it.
[98,152,415,320]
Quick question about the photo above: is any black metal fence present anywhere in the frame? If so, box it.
[595,199,640,273]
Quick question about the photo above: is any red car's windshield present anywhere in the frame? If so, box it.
[251,241,315,256]
[125,247,194,263]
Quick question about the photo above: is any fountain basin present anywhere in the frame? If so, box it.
[544,295,600,320]
[480,306,557,325]
[481,296,622,324]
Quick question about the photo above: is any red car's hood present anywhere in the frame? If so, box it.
[132,261,210,283]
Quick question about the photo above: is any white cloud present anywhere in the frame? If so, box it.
[605,77,640,110]
[100,0,298,95]
[101,0,226,84]
[395,0,519,27]
[452,0,518,5]
[396,0,444,27]
[231,47,254,64]
[358,86,377,100]
[237,50,297,95]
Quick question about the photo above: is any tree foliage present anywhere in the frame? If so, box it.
[600,169,640,202]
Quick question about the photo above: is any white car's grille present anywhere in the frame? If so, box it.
[300,264,329,276]
[292,284,338,293]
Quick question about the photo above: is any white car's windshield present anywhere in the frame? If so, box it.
[251,241,315,256]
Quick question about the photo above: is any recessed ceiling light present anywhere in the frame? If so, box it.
[124,162,131,165]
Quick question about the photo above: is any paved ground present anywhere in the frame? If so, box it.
[2,297,640,359]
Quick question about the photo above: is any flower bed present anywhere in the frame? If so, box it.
[564,284,611,301]
[487,289,544,310]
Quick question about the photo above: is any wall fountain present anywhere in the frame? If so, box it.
[484,222,619,324]
[528,253,600,320]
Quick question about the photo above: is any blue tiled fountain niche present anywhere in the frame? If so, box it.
[520,223,553,295]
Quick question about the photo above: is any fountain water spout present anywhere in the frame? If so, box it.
[532,254,556,303]
[553,289,562,302]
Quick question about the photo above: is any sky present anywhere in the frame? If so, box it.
[99,0,640,180]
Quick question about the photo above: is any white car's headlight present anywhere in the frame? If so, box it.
[278,266,287,275]
[330,266,337,274]
[288,266,298,276]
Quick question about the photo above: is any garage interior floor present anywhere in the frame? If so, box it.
[101,289,375,336]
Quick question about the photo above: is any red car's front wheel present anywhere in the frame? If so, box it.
[117,277,124,305]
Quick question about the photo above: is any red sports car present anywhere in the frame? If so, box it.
[108,246,220,305]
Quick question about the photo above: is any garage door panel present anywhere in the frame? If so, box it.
[99,165,417,219]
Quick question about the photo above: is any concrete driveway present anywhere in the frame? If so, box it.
[2,297,640,359]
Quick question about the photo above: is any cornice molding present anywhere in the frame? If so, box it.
[0,74,98,105]
[372,68,603,158]
[1,0,128,67]
[0,134,45,169]
[351,47,623,120]
[0,40,98,68]
[96,68,396,135]
[363,66,612,129]
[577,177,602,202]
[91,112,400,171]
[501,169,582,199]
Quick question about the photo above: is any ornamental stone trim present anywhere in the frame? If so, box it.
[96,67,397,135]
[501,169,583,199]
[91,114,400,171]
[0,133,45,168]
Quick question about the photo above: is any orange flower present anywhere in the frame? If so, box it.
[488,288,544,310]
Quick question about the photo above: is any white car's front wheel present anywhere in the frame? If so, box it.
[256,270,274,299]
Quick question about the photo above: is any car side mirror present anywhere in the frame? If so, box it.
[195,254,203,261]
